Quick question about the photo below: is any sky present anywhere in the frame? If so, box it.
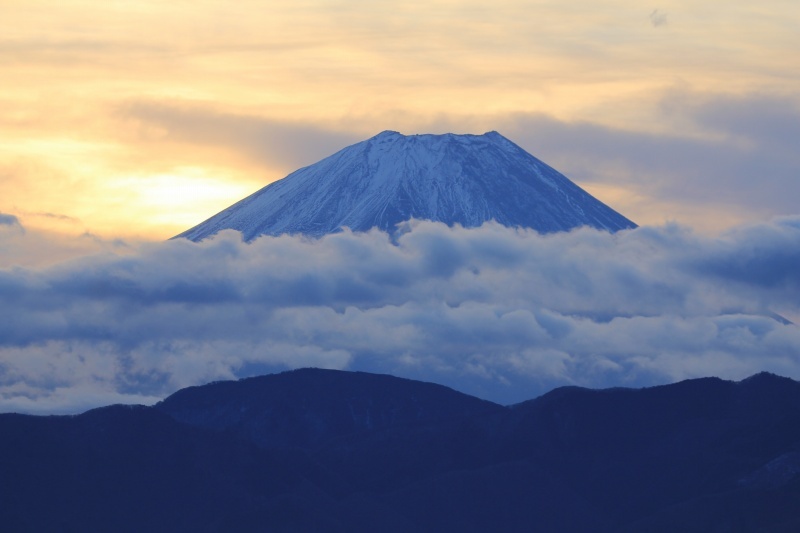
[1,0,799,413]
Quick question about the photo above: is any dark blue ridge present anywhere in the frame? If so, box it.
[3,369,800,532]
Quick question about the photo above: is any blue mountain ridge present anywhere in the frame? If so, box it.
[2,369,800,532]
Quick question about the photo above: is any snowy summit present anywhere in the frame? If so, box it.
[175,131,637,241]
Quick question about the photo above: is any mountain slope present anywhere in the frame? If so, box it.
[176,131,636,241]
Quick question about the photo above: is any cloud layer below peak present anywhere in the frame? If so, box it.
[1,217,799,413]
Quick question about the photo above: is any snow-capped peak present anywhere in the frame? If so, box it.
[175,131,636,241]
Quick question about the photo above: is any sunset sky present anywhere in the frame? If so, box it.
[1,1,799,414]
[3,0,799,240]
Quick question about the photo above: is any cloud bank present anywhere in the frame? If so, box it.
[496,91,800,228]
[1,218,799,413]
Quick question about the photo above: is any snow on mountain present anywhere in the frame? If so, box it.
[175,130,637,241]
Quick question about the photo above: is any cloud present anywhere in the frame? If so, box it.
[0,217,137,269]
[0,218,798,414]
[29,212,81,223]
[0,212,25,240]
[493,90,800,228]
[0,213,23,230]
[119,100,365,172]
[649,9,668,28]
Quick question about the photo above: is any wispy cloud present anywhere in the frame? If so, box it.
[0,213,22,228]
[649,9,668,28]
[1,219,798,413]
[119,100,365,172]
[493,90,800,230]
[30,212,81,223]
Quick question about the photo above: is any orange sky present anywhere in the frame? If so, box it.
[2,0,799,240]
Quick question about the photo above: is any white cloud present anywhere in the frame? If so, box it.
[0,218,798,413]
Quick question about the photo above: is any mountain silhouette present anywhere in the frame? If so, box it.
[2,369,800,532]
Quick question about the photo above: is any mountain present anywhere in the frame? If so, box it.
[156,368,503,449]
[175,131,637,241]
[3,369,800,532]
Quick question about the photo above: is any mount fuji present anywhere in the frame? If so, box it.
[176,130,636,241]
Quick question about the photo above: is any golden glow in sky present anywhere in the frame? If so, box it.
[2,0,799,239]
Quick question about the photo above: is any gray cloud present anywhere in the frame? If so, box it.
[675,92,800,160]
[0,219,798,414]
[649,9,668,28]
[31,212,81,223]
[119,100,364,171]
[689,217,800,304]
[0,213,22,229]
[497,91,800,220]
